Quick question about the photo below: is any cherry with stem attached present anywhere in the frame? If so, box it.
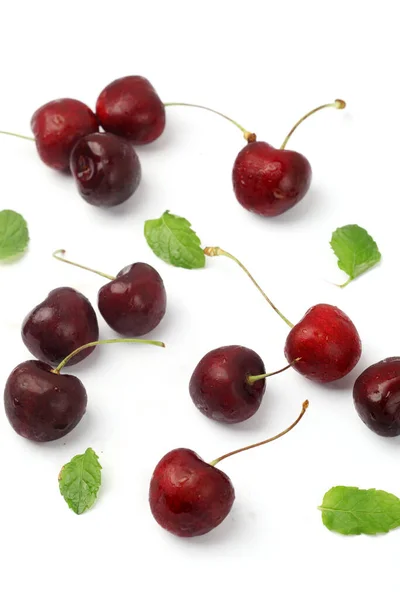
[4,337,165,443]
[189,344,299,424]
[149,400,308,537]
[166,99,345,216]
[202,246,361,383]
[53,249,167,337]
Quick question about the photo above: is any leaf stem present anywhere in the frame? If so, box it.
[280,99,346,150]
[0,130,35,141]
[210,401,309,467]
[164,102,256,142]
[52,249,115,281]
[52,338,165,373]
[203,246,294,328]
[338,277,353,289]
[247,358,301,384]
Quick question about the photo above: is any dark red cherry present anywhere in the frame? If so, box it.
[30,99,98,171]
[4,360,87,442]
[284,303,362,383]
[98,263,167,336]
[149,448,235,537]
[22,287,99,367]
[232,141,312,216]
[189,345,266,423]
[70,132,141,207]
[353,358,400,437]
[96,76,165,144]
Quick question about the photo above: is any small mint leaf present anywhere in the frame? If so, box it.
[319,486,400,535]
[59,448,102,515]
[144,210,205,269]
[0,209,29,260]
[330,224,381,287]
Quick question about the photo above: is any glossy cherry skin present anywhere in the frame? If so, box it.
[96,76,165,144]
[232,141,312,216]
[4,360,87,442]
[30,99,99,171]
[98,263,166,336]
[22,287,99,367]
[189,345,266,423]
[284,303,361,383]
[353,358,400,437]
[149,448,235,537]
[70,132,141,207]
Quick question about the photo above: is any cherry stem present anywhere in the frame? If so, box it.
[52,249,115,281]
[280,99,346,150]
[210,400,309,467]
[203,246,294,328]
[52,338,165,374]
[247,358,301,384]
[164,102,256,143]
[0,130,34,142]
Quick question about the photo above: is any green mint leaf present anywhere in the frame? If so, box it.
[330,224,381,287]
[144,210,205,269]
[319,486,400,535]
[59,448,102,515]
[0,209,29,260]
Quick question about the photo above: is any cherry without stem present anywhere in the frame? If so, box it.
[53,250,167,337]
[70,132,141,207]
[22,287,99,367]
[202,247,361,383]
[149,400,308,537]
[4,337,165,443]
[166,98,345,217]
[353,358,400,437]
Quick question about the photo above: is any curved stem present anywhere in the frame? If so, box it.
[164,102,256,142]
[52,338,165,374]
[247,358,301,384]
[210,401,309,467]
[203,246,294,328]
[0,130,34,141]
[280,99,346,150]
[53,249,115,281]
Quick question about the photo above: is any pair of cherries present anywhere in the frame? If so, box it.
[30,76,165,206]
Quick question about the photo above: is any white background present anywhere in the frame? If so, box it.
[1,1,399,598]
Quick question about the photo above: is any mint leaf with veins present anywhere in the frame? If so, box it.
[59,448,102,515]
[319,486,400,535]
[144,210,205,269]
[0,209,29,260]
[330,224,381,287]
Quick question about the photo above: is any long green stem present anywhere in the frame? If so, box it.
[247,358,301,384]
[203,246,294,328]
[280,99,346,150]
[52,338,165,373]
[0,130,34,141]
[210,401,309,467]
[53,249,115,281]
[164,102,256,142]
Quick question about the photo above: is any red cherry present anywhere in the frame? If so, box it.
[353,358,400,437]
[96,76,165,144]
[284,304,362,383]
[149,402,308,537]
[232,142,312,216]
[30,99,99,171]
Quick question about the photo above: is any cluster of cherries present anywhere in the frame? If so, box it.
[2,76,398,540]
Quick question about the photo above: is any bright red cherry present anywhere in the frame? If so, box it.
[149,402,308,537]
[96,76,165,144]
[30,99,99,170]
